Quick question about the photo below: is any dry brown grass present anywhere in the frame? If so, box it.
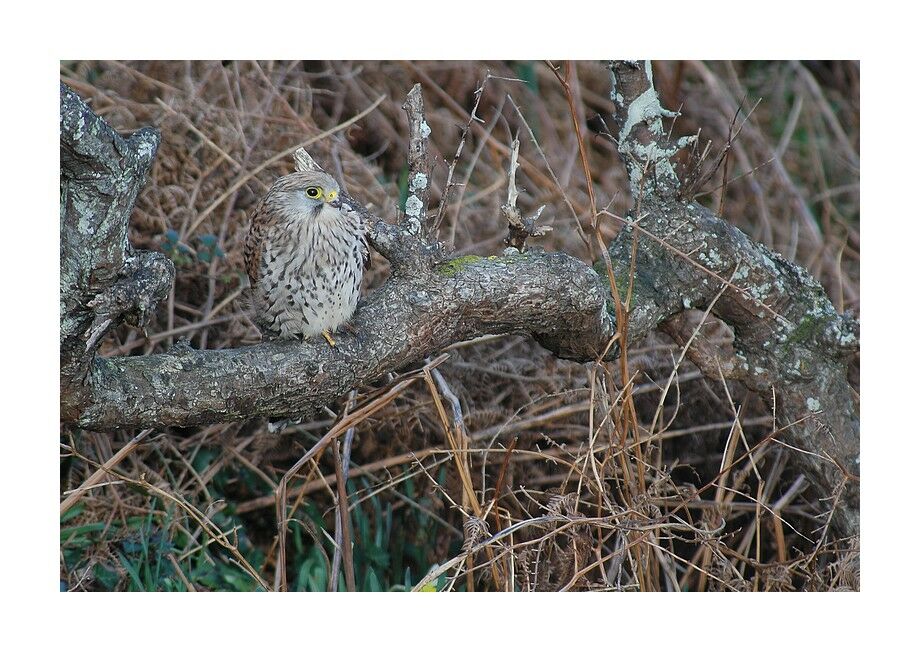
[59,60,859,592]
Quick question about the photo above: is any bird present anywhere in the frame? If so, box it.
[244,170,366,346]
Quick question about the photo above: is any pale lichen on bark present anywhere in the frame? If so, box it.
[60,83,174,404]
[609,60,697,198]
[603,62,857,537]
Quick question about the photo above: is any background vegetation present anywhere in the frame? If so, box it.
[59,60,859,591]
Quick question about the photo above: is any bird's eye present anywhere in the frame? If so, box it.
[306,187,321,198]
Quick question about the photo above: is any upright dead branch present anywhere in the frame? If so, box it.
[608,60,697,199]
[342,84,444,275]
[501,137,550,252]
[402,83,433,240]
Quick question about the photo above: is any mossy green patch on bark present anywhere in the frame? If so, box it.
[786,311,833,346]
[434,255,484,277]
[788,315,818,344]
[592,259,635,310]
[434,251,552,277]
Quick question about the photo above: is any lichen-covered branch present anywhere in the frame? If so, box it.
[336,85,443,276]
[603,61,859,538]
[401,83,433,239]
[608,60,696,199]
[63,251,614,428]
[60,83,174,399]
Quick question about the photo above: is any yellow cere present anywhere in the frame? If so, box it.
[325,189,338,202]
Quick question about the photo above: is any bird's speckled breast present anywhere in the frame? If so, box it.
[257,203,365,339]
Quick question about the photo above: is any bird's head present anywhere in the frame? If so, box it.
[270,170,343,217]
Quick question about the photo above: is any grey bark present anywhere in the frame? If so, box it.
[60,83,174,412]
[68,250,613,428]
[59,64,858,537]
[606,61,858,538]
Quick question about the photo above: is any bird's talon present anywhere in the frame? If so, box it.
[322,330,337,347]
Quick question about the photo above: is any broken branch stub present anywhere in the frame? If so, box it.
[501,137,551,252]
[607,60,697,200]
[402,83,434,241]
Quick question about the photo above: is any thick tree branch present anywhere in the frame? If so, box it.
[603,197,859,536]
[603,61,859,537]
[64,251,614,428]
[60,83,174,398]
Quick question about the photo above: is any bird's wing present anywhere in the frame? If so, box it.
[244,198,272,287]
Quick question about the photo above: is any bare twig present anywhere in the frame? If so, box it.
[60,429,154,515]
[433,75,489,234]
[501,137,551,252]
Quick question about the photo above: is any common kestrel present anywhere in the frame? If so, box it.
[244,170,366,345]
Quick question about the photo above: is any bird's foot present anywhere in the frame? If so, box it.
[322,329,337,347]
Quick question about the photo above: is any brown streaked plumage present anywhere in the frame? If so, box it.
[244,170,366,342]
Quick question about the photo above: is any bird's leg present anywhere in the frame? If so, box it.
[322,329,337,347]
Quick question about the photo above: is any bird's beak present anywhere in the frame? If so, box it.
[328,196,342,209]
